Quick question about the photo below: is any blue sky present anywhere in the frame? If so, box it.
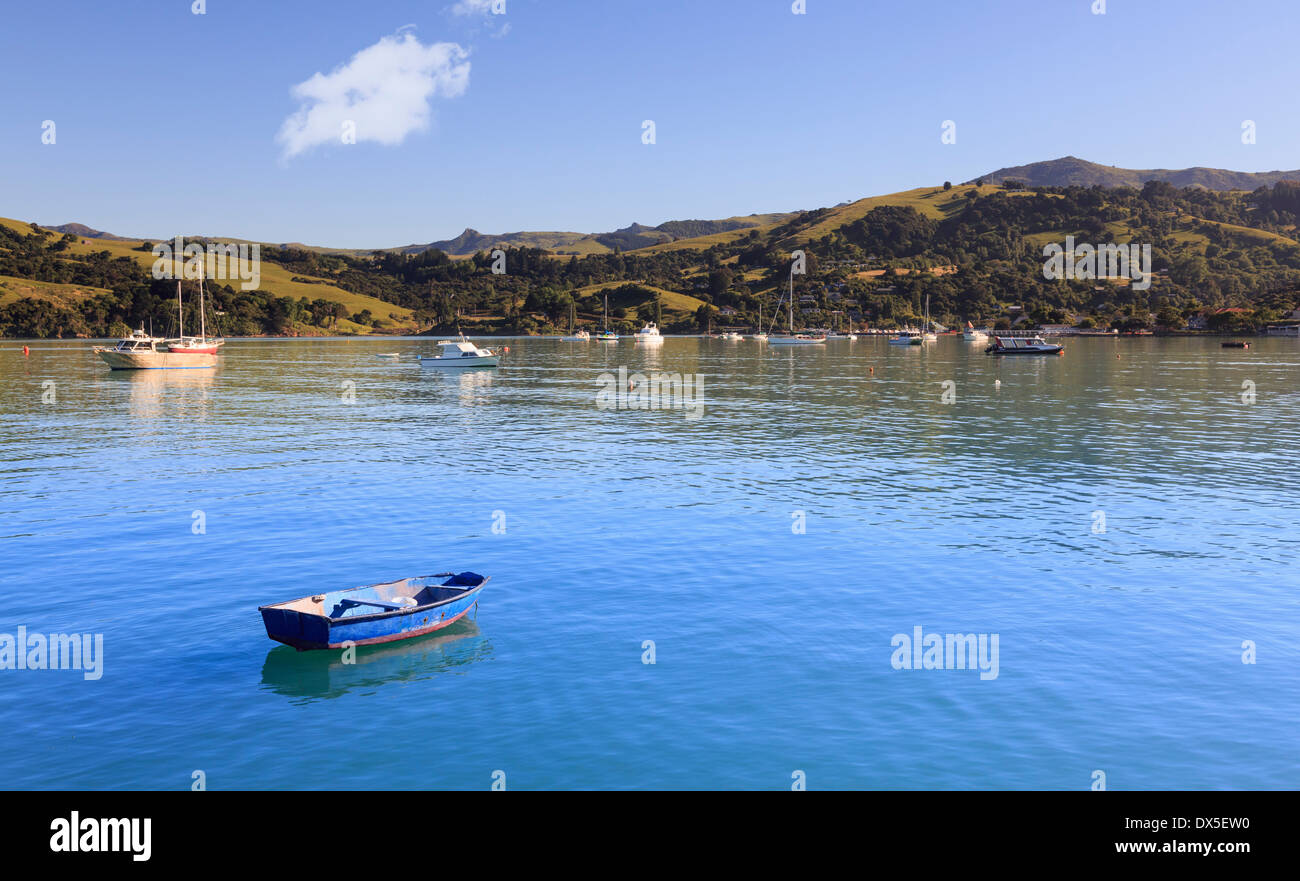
[2,0,1297,248]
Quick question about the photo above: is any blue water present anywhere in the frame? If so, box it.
[2,336,1297,790]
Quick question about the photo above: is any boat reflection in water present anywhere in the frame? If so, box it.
[259,619,491,701]
[418,365,494,408]
[103,363,218,420]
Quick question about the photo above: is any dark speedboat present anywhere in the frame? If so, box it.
[259,572,489,650]
[986,335,1064,355]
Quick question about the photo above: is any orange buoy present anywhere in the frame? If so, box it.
[22,346,30,357]
[504,346,509,353]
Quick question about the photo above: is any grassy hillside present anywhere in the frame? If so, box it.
[0,275,113,308]
[3,218,418,333]
[574,281,708,316]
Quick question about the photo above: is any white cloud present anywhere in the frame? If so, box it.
[450,0,496,15]
[277,33,470,160]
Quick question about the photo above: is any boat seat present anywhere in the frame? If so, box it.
[330,597,409,615]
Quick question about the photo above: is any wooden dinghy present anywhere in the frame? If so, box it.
[259,572,489,650]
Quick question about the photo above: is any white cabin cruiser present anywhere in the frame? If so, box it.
[635,322,664,343]
[963,322,989,342]
[418,337,501,368]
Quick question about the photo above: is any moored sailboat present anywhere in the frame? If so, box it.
[597,292,619,340]
[165,274,225,355]
[95,278,220,369]
[767,272,826,345]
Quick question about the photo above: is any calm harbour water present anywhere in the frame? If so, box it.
[1,334,1297,790]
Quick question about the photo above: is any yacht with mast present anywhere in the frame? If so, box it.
[597,292,618,341]
[95,278,220,369]
[767,272,825,345]
[166,273,225,355]
[751,302,767,341]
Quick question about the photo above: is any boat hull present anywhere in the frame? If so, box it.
[418,355,500,368]
[768,337,825,346]
[260,577,488,650]
[987,347,1063,355]
[96,349,217,369]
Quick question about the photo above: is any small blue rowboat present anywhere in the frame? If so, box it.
[259,572,489,650]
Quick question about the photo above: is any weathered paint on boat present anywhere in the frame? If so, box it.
[258,572,489,651]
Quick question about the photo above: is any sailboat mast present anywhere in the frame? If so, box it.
[177,280,183,338]
[199,270,206,340]
[788,273,794,333]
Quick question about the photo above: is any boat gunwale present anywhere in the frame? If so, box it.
[258,575,490,623]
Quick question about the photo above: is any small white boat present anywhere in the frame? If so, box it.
[720,331,744,340]
[563,329,591,342]
[888,330,920,346]
[635,322,664,344]
[769,334,826,345]
[751,333,768,342]
[375,352,402,359]
[418,337,501,368]
[963,322,989,342]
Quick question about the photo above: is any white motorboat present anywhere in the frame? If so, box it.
[418,337,501,367]
[720,331,744,340]
[563,329,591,341]
[963,322,989,342]
[635,322,664,343]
